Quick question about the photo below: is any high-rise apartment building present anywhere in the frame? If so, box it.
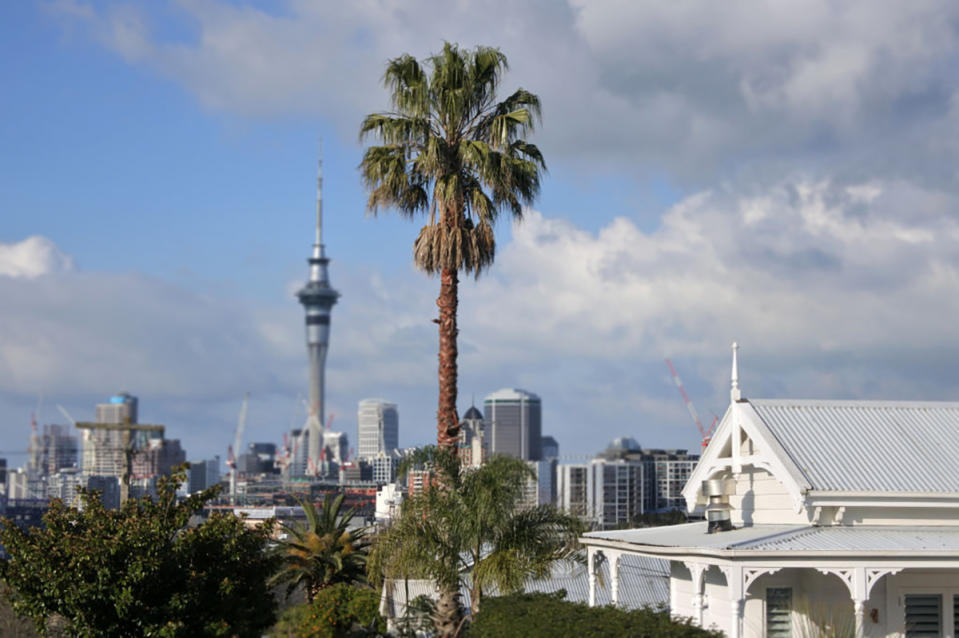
[587,457,653,529]
[84,393,141,477]
[357,399,399,460]
[520,460,556,509]
[484,388,542,461]
[645,449,699,510]
[557,463,589,518]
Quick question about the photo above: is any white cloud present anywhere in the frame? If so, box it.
[0,236,75,278]
[47,1,959,182]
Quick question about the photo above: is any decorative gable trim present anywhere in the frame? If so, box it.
[682,400,812,513]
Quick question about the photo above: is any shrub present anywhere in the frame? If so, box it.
[469,591,723,638]
[270,583,385,638]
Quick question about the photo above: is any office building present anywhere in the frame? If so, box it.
[457,406,487,468]
[188,457,221,493]
[40,425,78,476]
[357,399,399,460]
[372,454,399,485]
[541,436,559,460]
[238,443,278,475]
[484,388,542,461]
[521,460,556,509]
[132,438,185,480]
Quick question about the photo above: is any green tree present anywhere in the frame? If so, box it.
[360,43,546,450]
[0,468,277,638]
[369,450,583,637]
[271,493,371,603]
[269,583,385,638]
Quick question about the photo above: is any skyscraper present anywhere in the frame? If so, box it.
[296,149,340,476]
[85,393,140,477]
[357,399,399,460]
[484,388,542,461]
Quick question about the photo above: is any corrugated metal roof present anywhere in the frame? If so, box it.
[585,522,959,553]
[749,399,959,493]
[737,525,959,552]
[586,522,809,549]
[380,553,668,619]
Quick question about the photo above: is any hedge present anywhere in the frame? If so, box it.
[469,591,722,638]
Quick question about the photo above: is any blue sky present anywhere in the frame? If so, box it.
[4,1,959,466]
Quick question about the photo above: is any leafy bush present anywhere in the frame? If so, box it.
[270,583,386,638]
[469,591,723,638]
[0,469,277,637]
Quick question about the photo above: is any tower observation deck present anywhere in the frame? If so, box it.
[296,147,340,476]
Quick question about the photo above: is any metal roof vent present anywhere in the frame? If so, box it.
[703,478,736,533]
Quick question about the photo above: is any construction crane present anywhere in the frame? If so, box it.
[665,358,718,449]
[226,392,249,505]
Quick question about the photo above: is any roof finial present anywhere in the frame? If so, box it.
[730,342,741,402]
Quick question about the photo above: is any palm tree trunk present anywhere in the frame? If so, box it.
[437,266,459,450]
[470,583,482,617]
[433,587,463,638]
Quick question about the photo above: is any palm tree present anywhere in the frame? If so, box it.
[360,43,546,450]
[369,450,584,637]
[271,492,371,603]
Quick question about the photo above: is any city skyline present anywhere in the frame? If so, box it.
[5,2,959,463]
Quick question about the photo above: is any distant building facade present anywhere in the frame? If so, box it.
[457,407,487,468]
[541,436,559,460]
[587,457,653,529]
[484,388,542,461]
[357,399,399,460]
[557,463,589,519]
[189,457,221,493]
[521,460,556,509]
[84,393,145,477]
[40,425,78,476]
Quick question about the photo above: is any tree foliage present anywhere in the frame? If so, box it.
[271,493,371,603]
[269,583,385,638]
[359,42,546,449]
[0,468,277,638]
[370,450,583,637]
[470,591,724,638]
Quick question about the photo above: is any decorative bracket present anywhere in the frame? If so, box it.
[684,562,708,593]
[744,567,782,593]
[817,568,856,598]
[865,568,902,599]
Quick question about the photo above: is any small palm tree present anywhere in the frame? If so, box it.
[369,450,583,637]
[271,492,370,603]
[360,42,546,451]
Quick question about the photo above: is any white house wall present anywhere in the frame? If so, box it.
[884,569,959,638]
[730,466,810,526]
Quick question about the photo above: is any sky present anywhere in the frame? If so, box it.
[4,1,959,466]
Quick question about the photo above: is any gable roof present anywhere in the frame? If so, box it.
[751,399,959,493]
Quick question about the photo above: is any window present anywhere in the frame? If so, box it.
[766,587,792,637]
[904,594,941,637]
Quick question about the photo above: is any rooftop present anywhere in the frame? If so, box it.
[585,521,959,554]
[749,399,959,493]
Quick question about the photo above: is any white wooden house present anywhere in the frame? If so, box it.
[581,345,959,637]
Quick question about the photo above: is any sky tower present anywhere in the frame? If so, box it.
[297,146,340,476]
